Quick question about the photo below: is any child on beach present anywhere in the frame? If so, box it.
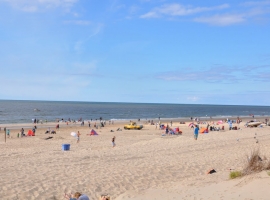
[194,125,199,140]
[77,131,81,143]
[112,136,116,147]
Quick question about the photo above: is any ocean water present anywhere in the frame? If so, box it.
[0,100,270,124]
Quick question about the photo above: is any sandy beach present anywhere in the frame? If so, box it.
[1,117,270,200]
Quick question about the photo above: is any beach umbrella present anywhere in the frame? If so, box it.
[217,120,223,125]
[189,123,194,127]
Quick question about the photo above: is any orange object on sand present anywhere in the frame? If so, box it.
[200,128,208,134]
[27,130,35,136]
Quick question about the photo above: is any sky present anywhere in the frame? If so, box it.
[0,0,270,105]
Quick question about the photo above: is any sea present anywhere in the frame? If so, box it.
[1,100,270,124]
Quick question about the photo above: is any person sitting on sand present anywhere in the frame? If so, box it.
[100,194,110,200]
[207,168,216,174]
[64,192,90,200]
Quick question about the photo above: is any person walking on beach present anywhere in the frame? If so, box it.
[21,128,24,137]
[112,136,116,147]
[166,124,169,134]
[77,131,81,143]
[6,129,10,138]
[194,125,199,140]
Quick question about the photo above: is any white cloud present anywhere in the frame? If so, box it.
[141,11,159,18]
[194,14,245,26]
[140,1,270,26]
[140,3,229,18]
[242,0,270,7]
[1,0,78,12]
[74,23,104,53]
[187,96,199,102]
[156,65,270,83]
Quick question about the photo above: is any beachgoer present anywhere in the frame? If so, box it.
[100,194,110,200]
[112,136,116,147]
[77,131,81,143]
[166,124,169,134]
[21,128,24,137]
[7,129,10,138]
[64,192,90,200]
[229,121,232,130]
[194,125,199,140]
[207,168,216,174]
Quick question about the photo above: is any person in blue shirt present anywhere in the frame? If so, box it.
[229,120,233,130]
[194,125,199,140]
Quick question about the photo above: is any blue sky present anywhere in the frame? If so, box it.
[0,0,270,105]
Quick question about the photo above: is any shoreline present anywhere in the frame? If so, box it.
[0,115,267,130]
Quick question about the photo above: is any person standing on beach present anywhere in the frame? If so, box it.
[166,124,169,134]
[21,128,24,137]
[194,125,199,140]
[112,136,116,147]
[7,129,10,138]
[77,131,81,143]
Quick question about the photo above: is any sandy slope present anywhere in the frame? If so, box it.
[0,118,270,200]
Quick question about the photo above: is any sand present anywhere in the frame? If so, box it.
[0,117,270,200]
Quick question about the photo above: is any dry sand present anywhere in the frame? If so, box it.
[0,118,270,200]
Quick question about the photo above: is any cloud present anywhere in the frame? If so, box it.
[1,0,78,12]
[194,1,270,26]
[155,65,270,83]
[187,96,199,102]
[140,3,229,18]
[74,23,104,53]
[140,1,270,26]
[194,14,245,26]
[242,0,270,7]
